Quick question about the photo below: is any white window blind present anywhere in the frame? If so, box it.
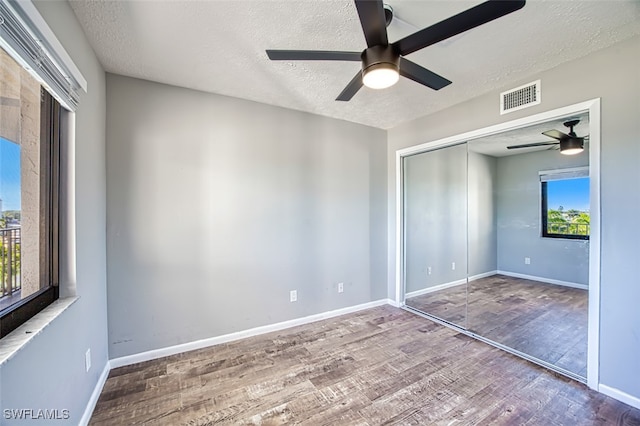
[0,0,86,111]
[539,166,589,182]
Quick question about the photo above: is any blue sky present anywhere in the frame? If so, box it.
[0,137,21,211]
[547,177,590,212]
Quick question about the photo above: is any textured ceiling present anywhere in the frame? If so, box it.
[69,0,640,129]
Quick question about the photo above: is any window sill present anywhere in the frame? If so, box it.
[0,296,79,366]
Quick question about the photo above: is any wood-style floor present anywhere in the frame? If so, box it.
[406,274,588,377]
[90,305,640,425]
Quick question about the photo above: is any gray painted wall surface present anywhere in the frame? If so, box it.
[0,1,108,424]
[388,35,640,399]
[106,74,387,358]
[468,151,497,277]
[495,149,589,284]
[404,144,468,293]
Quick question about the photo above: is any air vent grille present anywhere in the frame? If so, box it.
[500,80,541,114]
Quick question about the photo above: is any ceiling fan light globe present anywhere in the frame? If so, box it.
[362,63,399,89]
[560,147,584,156]
[560,138,584,155]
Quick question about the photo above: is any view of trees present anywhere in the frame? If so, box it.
[547,206,590,236]
[2,210,20,219]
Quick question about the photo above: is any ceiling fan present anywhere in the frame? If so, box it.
[266,0,526,101]
[507,119,587,155]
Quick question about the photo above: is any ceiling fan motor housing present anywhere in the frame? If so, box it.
[361,45,400,75]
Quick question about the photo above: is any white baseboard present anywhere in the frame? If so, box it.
[110,299,392,369]
[497,270,588,290]
[79,361,110,426]
[405,278,467,298]
[386,298,402,308]
[599,384,640,410]
[403,271,502,299]
[468,270,498,282]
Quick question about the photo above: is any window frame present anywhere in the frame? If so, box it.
[540,169,590,241]
[0,89,60,338]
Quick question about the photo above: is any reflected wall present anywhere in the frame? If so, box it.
[404,143,467,327]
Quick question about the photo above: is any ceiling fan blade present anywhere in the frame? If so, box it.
[507,142,558,149]
[393,0,526,56]
[542,129,570,141]
[266,50,362,61]
[399,58,451,90]
[336,71,364,101]
[354,0,389,48]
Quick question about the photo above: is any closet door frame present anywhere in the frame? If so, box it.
[394,98,601,390]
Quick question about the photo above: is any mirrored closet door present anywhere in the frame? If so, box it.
[403,113,590,381]
[403,143,468,328]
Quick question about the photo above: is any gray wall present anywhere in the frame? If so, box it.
[388,35,640,400]
[495,149,589,284]
[106,74,387,359]
[0,1,108,424]
[468,150,498,277]
[404,144,468,293]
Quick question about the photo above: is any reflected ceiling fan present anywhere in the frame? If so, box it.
[266,0,526,101]
[507,119,587,156]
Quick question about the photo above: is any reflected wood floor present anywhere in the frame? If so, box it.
[406,274,588,377]
[89,305,640,425]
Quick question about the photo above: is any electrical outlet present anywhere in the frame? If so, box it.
[290,290,297,302]
[427,267,432,275]
[451,262,456,270]
[525,257,531,265]
[338,282,344,293]
[85,348,91,373]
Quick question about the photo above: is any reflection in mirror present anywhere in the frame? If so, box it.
[403,143,468,327]
[467,113,589,379]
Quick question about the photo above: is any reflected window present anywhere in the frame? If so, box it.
[540,169,589,240]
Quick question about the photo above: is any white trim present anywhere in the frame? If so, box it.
[404,271,499,299]
[539,166,589,178]
[59,111,77,297]
[599,385,640,410]
[79,361,110,426]
[0,297,79,366]
[468,270,498,282]
[110,299,392,369]
[405,279,467,298]
[396,101,599,158]
[394,152,404,306]
[394,99,601,389]
[497,270,588,290]
[586,98,601,390]
[404,270,587,296]
[386,298,402,308]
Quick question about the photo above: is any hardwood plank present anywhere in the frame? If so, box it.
[90,305,640,425]
[407,274,588,376]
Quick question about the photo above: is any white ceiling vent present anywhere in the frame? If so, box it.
[500,80,540,114]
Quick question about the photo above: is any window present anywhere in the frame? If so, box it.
[540,168,589,240]
[0,1,84,340]
[0,46,60,338]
